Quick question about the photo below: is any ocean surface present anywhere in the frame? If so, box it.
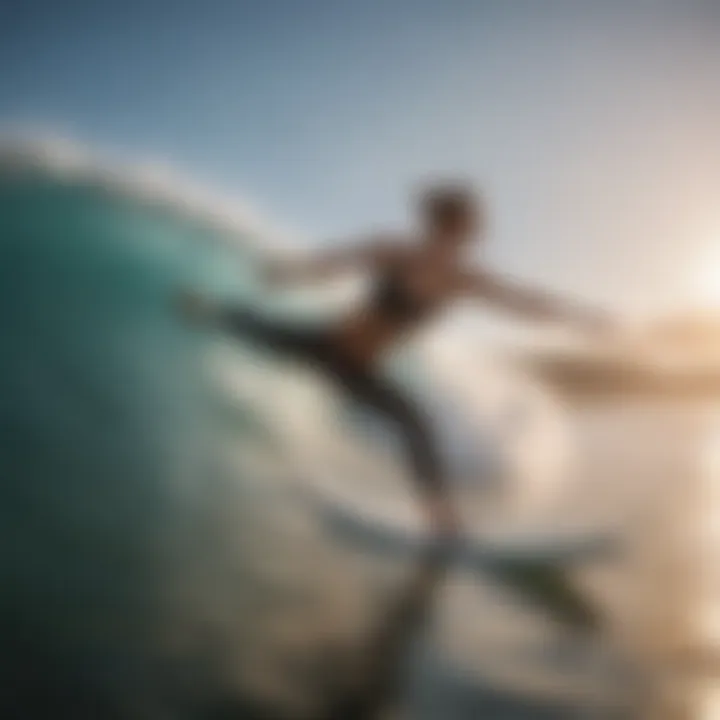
[0,139,716,719]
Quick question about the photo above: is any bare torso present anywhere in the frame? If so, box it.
[328,241,465,367]
[256,228,587,369]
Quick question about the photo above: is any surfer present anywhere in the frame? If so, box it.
[177,183,607,538]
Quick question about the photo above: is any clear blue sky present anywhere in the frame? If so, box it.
[2,0,720,314]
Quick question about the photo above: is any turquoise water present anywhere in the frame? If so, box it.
[0,177,227,710]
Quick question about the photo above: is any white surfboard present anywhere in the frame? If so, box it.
[304,482,618,630]
[311,487,617,568]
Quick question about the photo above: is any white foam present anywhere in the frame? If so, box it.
[0,130,288,251]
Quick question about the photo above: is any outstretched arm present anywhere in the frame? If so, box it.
[263,237,400,286]
[461,269,607,330]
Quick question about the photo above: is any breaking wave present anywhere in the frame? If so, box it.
[0,134,574,717]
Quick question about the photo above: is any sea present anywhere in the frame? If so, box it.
[0,137,716,720]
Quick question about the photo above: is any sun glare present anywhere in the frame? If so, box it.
[694,247,720,309]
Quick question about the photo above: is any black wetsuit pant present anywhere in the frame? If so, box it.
[221,309,442,499]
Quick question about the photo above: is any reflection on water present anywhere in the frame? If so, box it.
[694,411,720,720]
[563,401,719,720]
[321,542,449,719]
[363,400,717,720]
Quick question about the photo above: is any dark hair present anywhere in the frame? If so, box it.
[418,183,480,227]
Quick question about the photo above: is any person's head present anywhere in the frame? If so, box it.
[417,182,484,247]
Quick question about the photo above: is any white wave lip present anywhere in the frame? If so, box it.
[0,129,287,249]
